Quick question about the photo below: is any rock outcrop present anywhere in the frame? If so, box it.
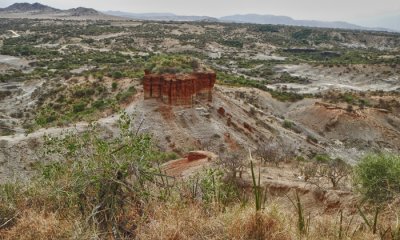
[143,71,216,106]
[161,151,217,177]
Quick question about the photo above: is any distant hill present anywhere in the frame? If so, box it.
[0,2,58,12]
[105,11,218,22]
[106,11,393,31]
[220,14,384,31]
[0,2,118,20]
[65,7,100,17]
[355,13,400,32]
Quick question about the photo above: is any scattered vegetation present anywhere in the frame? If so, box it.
[217,72,308,102]
[34,79,126,128]
[1,17,400,240]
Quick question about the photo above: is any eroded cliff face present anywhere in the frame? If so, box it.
[143,71,216,105]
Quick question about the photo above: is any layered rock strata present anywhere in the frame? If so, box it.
[143,71,216,105]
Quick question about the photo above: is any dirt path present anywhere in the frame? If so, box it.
[7,30,20,38]
[58,43,111,53]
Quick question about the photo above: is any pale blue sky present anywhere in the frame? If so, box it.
[1,0,399,22]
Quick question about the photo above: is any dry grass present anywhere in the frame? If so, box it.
[0,194,396,240]
[227,206,290,240]
[136,202,225,239]
[136,201,292,240]
[0,210,72,240]
[306,214,377,240]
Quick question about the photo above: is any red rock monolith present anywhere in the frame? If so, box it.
[143,71,216,106]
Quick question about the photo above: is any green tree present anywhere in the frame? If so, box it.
[354,154,400,202]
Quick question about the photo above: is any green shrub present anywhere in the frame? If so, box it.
[116,86,136,103]
[112,71,123,79]
[152,152,179,163]
[145,54,204,74]
[277,72,309,84]
[73,88,95,98]
[282,120,293,129]
[29,113,158,237]
[314,154,330,163]
[354,154,400,202]
[81,38,95,44]
[187,168,239,205]
[343,93,355,103]
[220,39,243,48]
[72,102,86,113]
[112,82,118,90]
[270,90,305,102]
[35,108,58,126]
[292,29,312,40]
[255,25,280,33]
[306,135,318,144]
[92,99,106,109]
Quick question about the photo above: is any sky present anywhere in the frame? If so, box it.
[1,0,399,22]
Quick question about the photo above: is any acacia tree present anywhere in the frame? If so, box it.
[218,148,246,179]
[320,158,351,189]
[302,156,351,189]
[256,139,297,166]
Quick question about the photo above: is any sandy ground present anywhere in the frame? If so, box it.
[0,55,29,69]
[270,64,400,94]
